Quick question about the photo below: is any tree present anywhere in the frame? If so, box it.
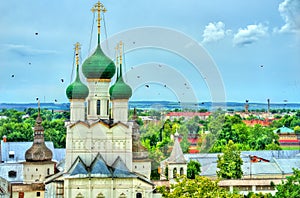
[157,175,242,198]
[217,140,243,179]
[275,168,300,198]
[187,160,201,179]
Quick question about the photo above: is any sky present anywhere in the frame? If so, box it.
[0,0,299,104]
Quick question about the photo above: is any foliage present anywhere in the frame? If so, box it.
[275,168,300,198]
[217,140,243,179]
[157,175,242,198]
[0,108,67,148]
[187,160,201,179]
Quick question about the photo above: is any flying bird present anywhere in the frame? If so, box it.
[35,32,38,35]
[54,99,57,102]
[61,79,64,83]
[145,85,149,88]
[36,97,39,101]
[11,74,14,78]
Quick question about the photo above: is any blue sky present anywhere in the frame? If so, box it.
[0,0,299,104]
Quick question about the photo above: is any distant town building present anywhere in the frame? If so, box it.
[185,150,300,195]
[164,112,210,121]
[274,126,300,148]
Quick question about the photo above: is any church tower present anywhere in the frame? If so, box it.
[66,42,89,123]
[109,41,132,123]
[23,102,55,197]
[82,1,116,120]
[45,2,160,197]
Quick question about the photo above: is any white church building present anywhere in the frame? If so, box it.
[44,2,160,198]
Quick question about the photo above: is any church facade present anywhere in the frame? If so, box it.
[45,2,159,198]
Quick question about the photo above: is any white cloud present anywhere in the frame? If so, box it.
[202,21,230,43]
[1,44,58,57]
[278,0,300,33]
[233,24,268,47]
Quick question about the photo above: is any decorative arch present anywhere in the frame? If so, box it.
[76,192,84,198]
[97,192,105,198]
[136,192,142,198]
[119,193,127,198]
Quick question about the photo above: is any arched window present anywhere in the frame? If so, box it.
[76,193,84,198]
[8,170,17,178]
[119,193,126,198]
[97,193,105,198]
[180,167,184,175]
[173,168,177,178]
[136,192,142,198]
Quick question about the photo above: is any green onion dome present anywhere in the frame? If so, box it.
[109,75,132,100]
[66,66,89,100]
[82,37,116,79]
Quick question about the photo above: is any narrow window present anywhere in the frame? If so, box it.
[173,168,177,178]
[97,100,101,115]
[88,100,90,115]
[47,168,50,175]
[36,192,41,197]
[136,193,142,198]
[107,100,109,115]
[180,167,184,175]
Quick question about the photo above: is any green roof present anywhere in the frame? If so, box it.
[66,66,89,99]
[82,35,116,79]
[274,126,294,134]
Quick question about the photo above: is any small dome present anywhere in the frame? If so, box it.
[109,77,132,100]
[82,44,116,79]
[66,67,89,100]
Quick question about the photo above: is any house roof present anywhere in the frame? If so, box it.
[168,133,186,164]
[112,156,137,178]
[0,141,63,163]
[184,150,300,178]
[66,154,138,179]
[90,154,112,177]
[274,126,294,134]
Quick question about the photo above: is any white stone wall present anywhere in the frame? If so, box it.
[23,163,55,184]
[65,122,132,171]
[112,99,129,123]
[70,99,86,122]
[64,177,154,198]
[133,161,152,179]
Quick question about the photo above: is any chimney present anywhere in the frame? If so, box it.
[2,135,7,142]
[267,99,270,113]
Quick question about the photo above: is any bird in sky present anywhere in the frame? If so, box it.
[11,74,14,78]
[61,79,64,83]
[145,85,149,88]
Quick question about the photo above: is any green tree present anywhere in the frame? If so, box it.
[157,175,242,198]
[275,168,300,198]
[187,160,201,179]
[217,140,243,179]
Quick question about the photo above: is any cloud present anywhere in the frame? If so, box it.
[0,44,58,57]
[202,21,231,43]
[233,23,268,47]
[278,0,300,33]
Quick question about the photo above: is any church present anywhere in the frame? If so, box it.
[44,1,160,198]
